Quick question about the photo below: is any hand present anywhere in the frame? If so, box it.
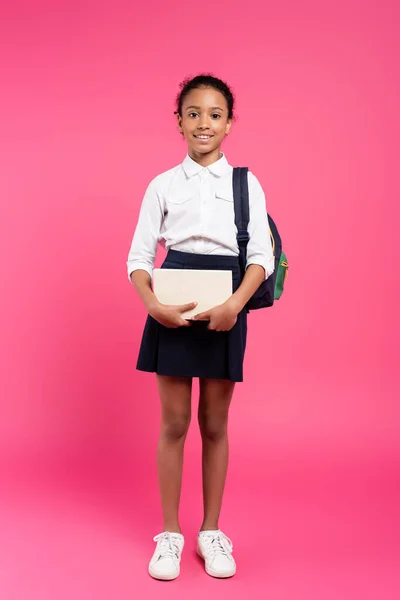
[193,299,241,332]
[149,301,198,328]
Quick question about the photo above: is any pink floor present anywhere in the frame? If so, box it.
[1,1,398,597]
[1,452,398,600]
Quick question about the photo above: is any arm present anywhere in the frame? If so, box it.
[228,264,265,312]
[130,269,158,312]
[131,269,197,328]
[193,264,264,331]
[127,182,197,328]
[245,172,275,279]
[127,180,163,281]
[193,173,273,331]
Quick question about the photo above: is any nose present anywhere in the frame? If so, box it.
[197,117,210,130]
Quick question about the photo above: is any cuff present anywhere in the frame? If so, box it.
[246,257,275,280]
[127,262,153,283]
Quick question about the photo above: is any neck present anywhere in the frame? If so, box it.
[188,147,222,167]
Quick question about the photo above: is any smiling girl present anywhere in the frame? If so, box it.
[127,74,274,580]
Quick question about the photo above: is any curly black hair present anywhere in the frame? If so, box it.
[174,73,235,120]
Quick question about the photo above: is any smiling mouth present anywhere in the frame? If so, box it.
[193,134,214,140]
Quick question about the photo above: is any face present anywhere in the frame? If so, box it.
[178,87,232,157]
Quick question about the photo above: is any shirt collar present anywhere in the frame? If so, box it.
[182,152,231,178]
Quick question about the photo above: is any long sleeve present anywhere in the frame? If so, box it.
[246,172,275,279]
[126,179,164,281]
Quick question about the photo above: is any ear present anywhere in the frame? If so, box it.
[176,113,183,134]
[225,118,232,136]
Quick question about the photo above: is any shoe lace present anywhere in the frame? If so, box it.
[153,532,181,563]
[203,531,234,561]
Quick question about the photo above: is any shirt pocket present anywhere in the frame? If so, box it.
[214,183,235,231]
[167,183,196,205]
[215,184,234,203]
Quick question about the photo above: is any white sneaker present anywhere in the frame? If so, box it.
[148,531,185,580]
[197,530,236,578]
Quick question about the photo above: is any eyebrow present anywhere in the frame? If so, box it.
[185,105,224,112]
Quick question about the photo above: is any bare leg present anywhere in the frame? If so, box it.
[197,378,235,532]
[156,375,192,534]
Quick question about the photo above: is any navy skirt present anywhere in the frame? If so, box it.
[136,250,248,382]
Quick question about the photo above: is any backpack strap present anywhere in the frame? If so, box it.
[232,167,250,274]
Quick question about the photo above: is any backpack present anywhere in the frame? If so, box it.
[232,167,288,310]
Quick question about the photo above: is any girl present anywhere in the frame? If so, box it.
[127,74,274,580]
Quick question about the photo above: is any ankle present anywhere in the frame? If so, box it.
[163,525,183,535]
[199,523,219,532]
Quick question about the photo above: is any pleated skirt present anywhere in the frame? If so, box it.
[136,250,247,382]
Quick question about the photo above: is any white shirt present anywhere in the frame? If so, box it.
[127,152,275,281]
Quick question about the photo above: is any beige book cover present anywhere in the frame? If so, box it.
[152,269,233,320]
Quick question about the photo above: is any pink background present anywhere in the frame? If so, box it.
[0,0,399,598]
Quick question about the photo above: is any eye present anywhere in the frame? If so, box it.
[211,113,221,119]
[188,112,199,118]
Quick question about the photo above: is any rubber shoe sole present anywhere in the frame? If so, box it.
[196,545,236,578]
[148,564,180,581]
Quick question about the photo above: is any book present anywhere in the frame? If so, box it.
[152,269,233,320]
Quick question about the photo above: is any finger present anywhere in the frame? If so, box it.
[180,318,192,327]
[193,311,211,321]
[207,322,217,330]
[177,301,198,313]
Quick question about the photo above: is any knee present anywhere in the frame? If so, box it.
[162,414,191,441]
[199,415,227,442]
